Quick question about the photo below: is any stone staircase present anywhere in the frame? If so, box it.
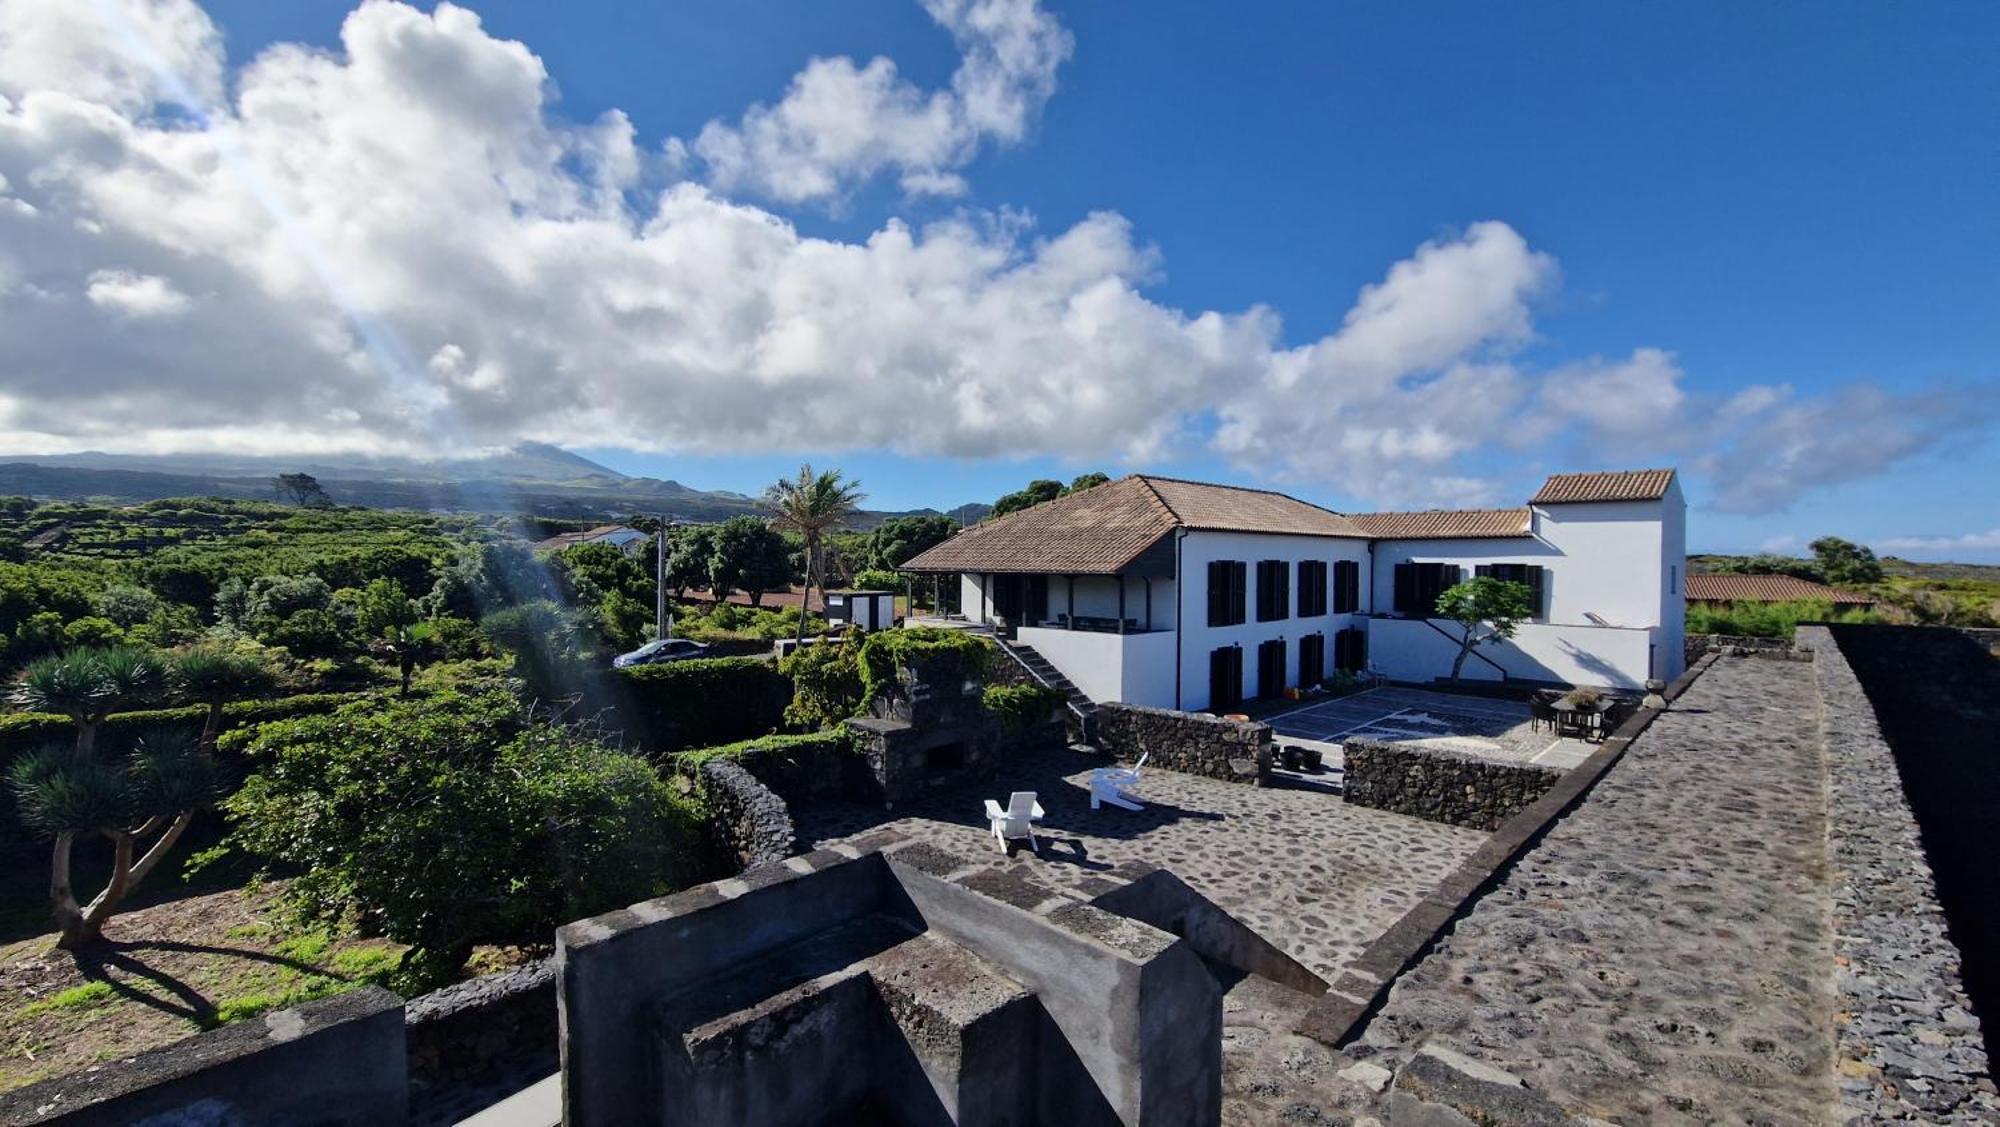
[996,638,1097,740]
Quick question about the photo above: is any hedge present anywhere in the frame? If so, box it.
[0,692,370,760]
[677,729,857,769]
[0,690,370,841]
[613,657,791,753]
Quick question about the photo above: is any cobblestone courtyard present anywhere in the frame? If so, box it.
[1359,656,1843,1123]
[797,746,1487,982]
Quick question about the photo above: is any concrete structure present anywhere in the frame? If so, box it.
[824,588,897,630]
[556,838,1224,1126]
[0,987,407,1127]
[904,470,1685,709]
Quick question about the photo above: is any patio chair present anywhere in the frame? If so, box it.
[983,791,1045,854]
[1090,753,1147,811]
[1529,696,1556,733]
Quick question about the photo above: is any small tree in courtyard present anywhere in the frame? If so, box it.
[1434,577,1535,683]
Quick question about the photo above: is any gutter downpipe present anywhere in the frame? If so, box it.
[1174,530,1186,709]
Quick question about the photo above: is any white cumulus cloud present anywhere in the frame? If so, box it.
[0,0,1986,513]
[682,0,1072,204]
[85,268,190,315]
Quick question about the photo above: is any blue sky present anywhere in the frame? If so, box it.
[6,1,1997,557]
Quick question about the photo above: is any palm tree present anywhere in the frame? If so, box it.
[762,465,866,646]
[173,646,276,749]
[16,647,170,753]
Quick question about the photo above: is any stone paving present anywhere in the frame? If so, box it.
[797,745,1487,983]
[1357,656,1842,1124]
[1265,686,1596,770]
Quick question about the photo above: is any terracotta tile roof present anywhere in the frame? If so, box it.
[900,475,1365,575]
[1348,508,1532,540]
[1684,574,1875,605]
[1142,476,1368,538]
[1529,468,1676,505]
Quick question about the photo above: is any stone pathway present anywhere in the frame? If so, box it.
[1358,657,1841,1123]
[798,746,1487,983]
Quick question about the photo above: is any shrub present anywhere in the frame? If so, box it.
[677,729,858,768]
[982,683,1064,730]
[614,657,791,751]
[1685,599,1878,639]
[220,689,702,976]
[779,640,864,729]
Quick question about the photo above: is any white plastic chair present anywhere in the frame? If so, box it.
[983,791,1045,854]
[1090,752,1146,811]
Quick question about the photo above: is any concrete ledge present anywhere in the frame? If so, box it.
[1297,654,1717,1048]
[0,986,407,1126]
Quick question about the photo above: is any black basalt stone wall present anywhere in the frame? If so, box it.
[699,758,796,869]
[1095,703,1272,785]
[1341,739,1562,831]
[1826,624,2000,1055]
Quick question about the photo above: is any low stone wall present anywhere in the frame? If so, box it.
[1095,702,1272,785]
[698,758,795,869]
[0,987,407,1126]
[1340,739,1563,831]
[1684,632,1797,664]
[405,958,557,1105]
[1801,626,1997,1121]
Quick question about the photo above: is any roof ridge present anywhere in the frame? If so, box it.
[1125,474,1182,526]
[1132,472,1361,521]
[1351,506,1529,517]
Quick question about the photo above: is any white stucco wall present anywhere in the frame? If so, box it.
[1366,617,1658,689]
[1017,626,1178,708]
[1175,530,1371,712]
[1372,498,1676,633]
[1654,477,1688,680]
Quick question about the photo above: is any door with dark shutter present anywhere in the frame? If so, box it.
[1299,633,1325,686]
[1209,646,1243,711]
[1256,639,1287,699]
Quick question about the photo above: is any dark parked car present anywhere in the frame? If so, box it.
[611,638,711,669]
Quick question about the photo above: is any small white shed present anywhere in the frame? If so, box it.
[824,589,897,632]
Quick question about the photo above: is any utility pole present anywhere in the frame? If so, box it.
[655,516,673,640]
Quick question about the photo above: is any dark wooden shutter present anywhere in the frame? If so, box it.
[1526,565,1546,617]
[1475,564,1493,579]
[1393,562,1414,613]
[1207,561,1225,627]
[1257,639,1286,698]
[1232,562,1247,625]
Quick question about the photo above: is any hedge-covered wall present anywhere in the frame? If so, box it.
[614,657,791,753]
[679,729,860,807]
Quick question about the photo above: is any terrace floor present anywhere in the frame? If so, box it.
[797,746,1487,984]
[1263,686,1596,771]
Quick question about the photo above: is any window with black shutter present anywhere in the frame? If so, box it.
[1394,562,1460,616]
[1473,563,1546,618]
[1296,560,1327,617]
[1207,560,1247,627]
[1299,632,1326,686]
[1254,560,1289,622]
[1256,639,1287,698]
[1332,560,1360,614]
[1208,646,1244,711]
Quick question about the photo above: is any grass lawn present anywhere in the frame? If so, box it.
[0,882,404,1094]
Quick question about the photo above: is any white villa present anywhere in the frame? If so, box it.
[900,470,1685,712]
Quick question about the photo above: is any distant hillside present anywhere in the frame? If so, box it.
[0,452,959,529]
[1690,552,2000,584]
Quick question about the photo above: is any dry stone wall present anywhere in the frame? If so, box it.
[1801,626,1997,1121]
[1095,702,1272,785]
[1341,740,1562,831]
[698,758,795,869]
